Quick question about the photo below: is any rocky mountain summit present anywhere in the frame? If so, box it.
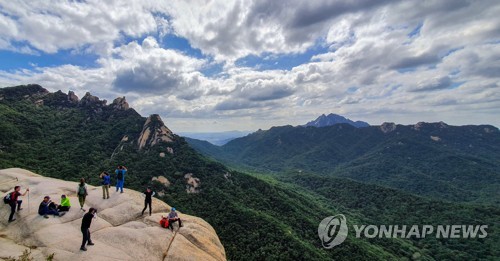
[0,168,226,261]
[0,84,132,114]
[304,113,369,128]
[138,114,174,151]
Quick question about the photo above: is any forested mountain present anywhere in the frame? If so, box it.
[187,121,500,205]
[1,85,499,260]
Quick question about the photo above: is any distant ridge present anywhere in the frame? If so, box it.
[304,113,369,128]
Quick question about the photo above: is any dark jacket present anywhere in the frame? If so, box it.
[81,212,94,230]
[144,190,155,202]
[38,201,49,215]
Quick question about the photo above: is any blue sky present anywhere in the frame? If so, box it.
[0,0,499,132]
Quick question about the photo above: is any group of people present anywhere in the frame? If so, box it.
[4,165,183,252]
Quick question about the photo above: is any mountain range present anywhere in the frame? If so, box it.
[186,122,500,206]
[1,85,499,260]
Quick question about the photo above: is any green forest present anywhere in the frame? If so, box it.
[1,85,499,260]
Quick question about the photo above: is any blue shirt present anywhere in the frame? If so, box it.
[168,211,178,219]
[102,175,110,185]
[115,169,127,181]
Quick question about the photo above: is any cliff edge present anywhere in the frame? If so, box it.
[0,168,226,261]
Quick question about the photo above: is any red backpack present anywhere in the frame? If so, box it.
[160,217,170,228]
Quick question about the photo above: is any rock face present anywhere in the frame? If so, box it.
[111,97,129,111]
[380,122,397,133]
[184,174,201,194]
[80,92,107,107]
[0,168,226,261]
[152,176,170,187]
[68,91,79,103]
[138,114,174,151]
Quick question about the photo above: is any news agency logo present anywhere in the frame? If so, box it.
[318,214,348,249]
[318,214,489,249]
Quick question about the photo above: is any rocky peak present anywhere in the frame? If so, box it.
[80,92,107,107]
[413,121,450,131]
[111,96,129,110]
[138,114,174,150]
[68,91,79,103]
[380,122,397,133]
[0,84,49,101]
[304,113,370,128]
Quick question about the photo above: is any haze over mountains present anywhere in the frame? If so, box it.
[179,131,251,146]
[1,85,499,260]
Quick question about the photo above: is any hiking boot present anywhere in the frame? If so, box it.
[60,212,66,217]
[17,208,23,211]
[80,247,87,251]
[44,215,49,219]
[81,208,86,212]
[8,219,16,223]
[87,242,95,246]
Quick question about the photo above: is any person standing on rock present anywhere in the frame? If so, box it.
[80,208,97,251]
[168,207,183,231]
[7,186,29,223]
[100,172,110,199]
[115,165,127,193]
[77,178,88,211]
[141,187,155,216]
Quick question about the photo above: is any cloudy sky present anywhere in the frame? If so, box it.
[0,0,499,132]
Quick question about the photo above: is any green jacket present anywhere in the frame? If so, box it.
[60,197,71,207]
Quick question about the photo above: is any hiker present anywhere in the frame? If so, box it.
[100,172,110,199]
[38,196,65,218]
[141,187,155,216]
[7,186,29,223]
[167,207,183,231]
[57,194,71,212]
[77,178,88,211]
[80,208,97,251]
[115,165,127,193]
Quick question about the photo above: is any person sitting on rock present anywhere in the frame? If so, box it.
[7,185,29,223]
[77,178,88,211]
[38,196,65,218]
[141,187,155,216]
[57,194,71,212]
[168,207,183,231]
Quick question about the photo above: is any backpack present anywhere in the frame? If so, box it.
[78,184,87,196]
[160,217,170,228]
[3,193,11,204]
[117,170,124,180]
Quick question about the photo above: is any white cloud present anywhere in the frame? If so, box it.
[1,0,499,132]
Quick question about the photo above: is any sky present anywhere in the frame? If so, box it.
[0,0,499,132]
